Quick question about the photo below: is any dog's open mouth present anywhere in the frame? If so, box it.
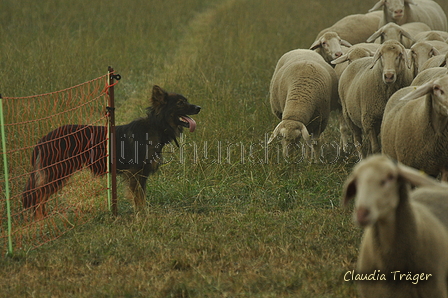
[179,115,197,132]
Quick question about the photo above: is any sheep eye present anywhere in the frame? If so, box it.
[434,86,443,94]
[380,174,395,186]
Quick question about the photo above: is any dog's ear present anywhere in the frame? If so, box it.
[151,85,168,106]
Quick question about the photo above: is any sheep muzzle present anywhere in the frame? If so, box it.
[383,71,396,84]
[356,206,371,227]
[392,10,404,20]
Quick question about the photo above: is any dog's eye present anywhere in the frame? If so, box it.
[177,99,186,106]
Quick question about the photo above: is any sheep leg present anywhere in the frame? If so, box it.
[340,122,351,154]
[442,169,448,182]
[281,139,289,158]
[337,112,351,153]
[344,114,363,159]
[366,128,381,156]
[311,137,322,163]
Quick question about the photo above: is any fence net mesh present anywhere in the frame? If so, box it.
[0,74,112,254]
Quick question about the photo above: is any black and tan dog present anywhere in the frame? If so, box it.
[23,85,201,219]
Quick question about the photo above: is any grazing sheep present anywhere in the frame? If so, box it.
[370,0,448,31]
[268,49,338,160]
[366,22,431,48]
[414,30,448,43]
[331,43,379,79]
[409,41,448,76]
[315,12,382,45]
[342,154,448,298]
[339,40,413,158]
[310,31,352,64]
[381,74,448,181]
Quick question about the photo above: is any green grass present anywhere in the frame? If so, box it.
[2,0,448,297]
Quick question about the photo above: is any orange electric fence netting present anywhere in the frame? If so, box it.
[0,72,117,255]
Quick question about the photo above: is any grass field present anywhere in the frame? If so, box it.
[2,0,448,297]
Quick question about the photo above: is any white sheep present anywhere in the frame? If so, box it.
[411,185,448,228]
[369,0,448,31]
[412,67,448,86]
[268,49,339,160]
[409,41,448,76]
[366,22,431,48]
[310,31,352,64]
[381,74,448,181]
[339,40,413,158]
[315,11,382,45]
[414,30,448,43]
[331,43,379,79]
[342,154,448,298]
[330,44,379,151]
[420,52,448,72]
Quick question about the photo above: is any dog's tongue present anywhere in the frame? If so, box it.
[181,116,197,132]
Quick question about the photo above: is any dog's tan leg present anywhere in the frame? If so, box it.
[125,170,147,210]
[34,192,48,220]
[129,176,145,209]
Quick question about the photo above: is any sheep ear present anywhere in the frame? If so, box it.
[366,29,382,43]
[300,125,312,147]
[442,53,448,67]
[399,82,433,101]
[400,46,411,69]
[341,39,352,48]
[268,122,282,144]
[430,47,440,57]
[397,163,440,187]
[370,49,381,69]
[400,29,415,43]
[331,55,349,65]
[433,54,448,67]
[369,0,385,12]
[310,39,322,50]
[342,175,357,207]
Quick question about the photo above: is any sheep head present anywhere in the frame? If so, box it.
[310,32,352,62]
[369,0,417,22]
[370,40,409,84]
[342,155,439,227]
[366,23,414,45]
[268,120,312,155]
[400,75,448,117]
[410,42,440,75]
[331,47,373,65]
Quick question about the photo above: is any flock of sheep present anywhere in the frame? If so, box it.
[268,0,448,297]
